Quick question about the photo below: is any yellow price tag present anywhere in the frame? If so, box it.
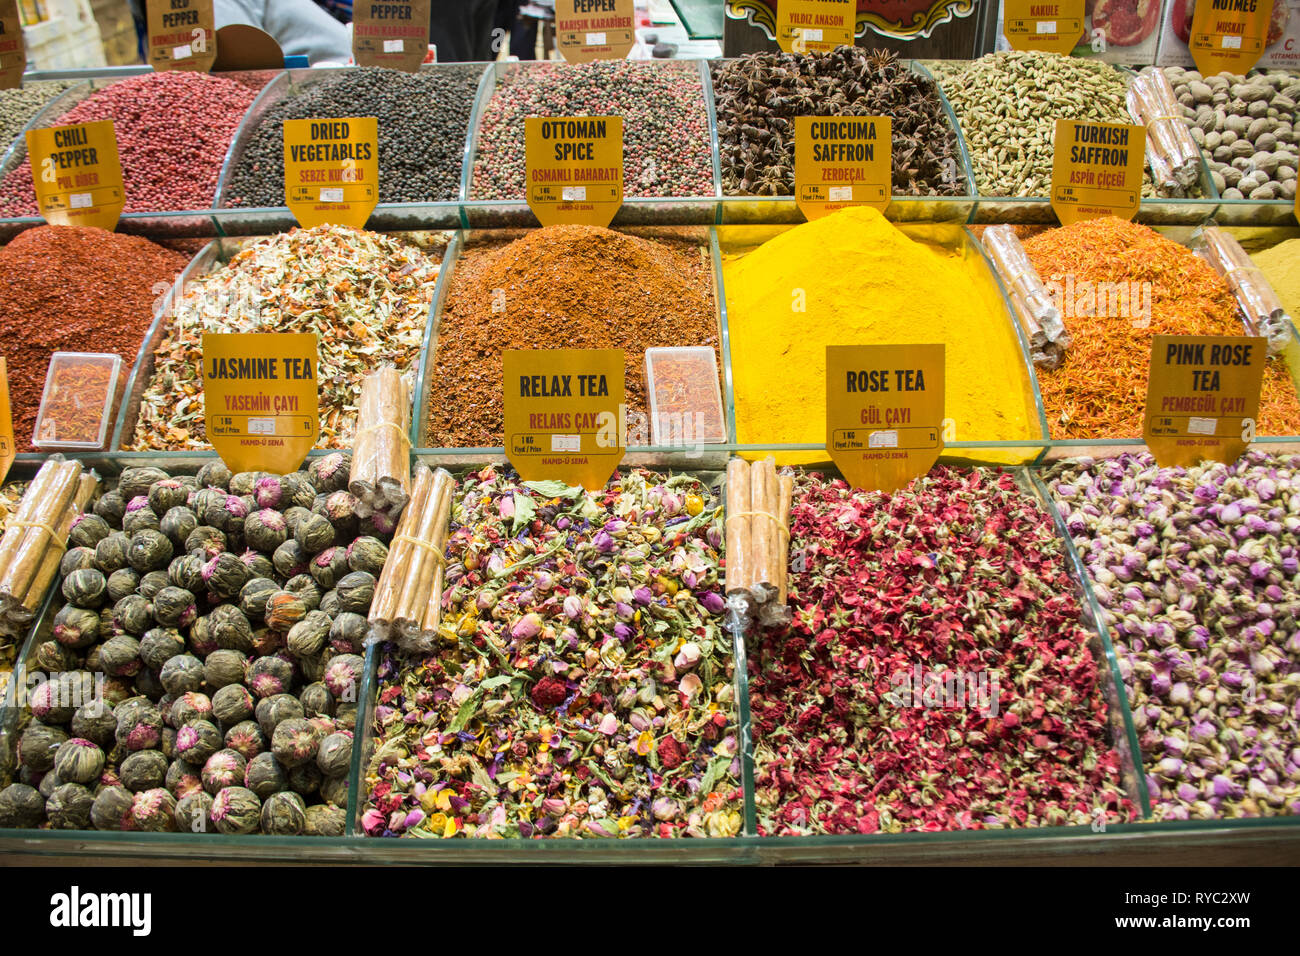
[826,344,945,494]
[1188,0,1271,76]
[777,0,855,53]
[352,0,430,71]
[146,0,216,72]
[26,121,125,231]
[283,117,379,229]
[0,358,14,484]
[203,333,320,476]
[795,115,891,219]
[1051,119,1145,225]
[556,0,636,62]
[525,116,623,228]
[0,0,26,91]
[503,349,626,491]
[1003,0,1085,55]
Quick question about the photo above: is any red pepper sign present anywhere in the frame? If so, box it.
[0,0,25,90]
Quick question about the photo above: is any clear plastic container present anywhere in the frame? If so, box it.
[31,351,121,450]
[645,346,726,446]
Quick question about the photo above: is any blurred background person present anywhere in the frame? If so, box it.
[130,0,351,65]
[427,0,496,60]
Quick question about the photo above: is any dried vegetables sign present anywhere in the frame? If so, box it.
[146,0,217,72]
[283,117,379,230]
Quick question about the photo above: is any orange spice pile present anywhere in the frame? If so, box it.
[1022,217,1300,439]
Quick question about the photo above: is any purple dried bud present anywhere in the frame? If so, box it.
[126,496,150,513]
[632,586,653,605]
[615,602,635,621]
[563,595,582,619]
[593,530,615,553]
[511,612,543,641]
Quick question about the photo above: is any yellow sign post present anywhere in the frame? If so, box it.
[352,0,430,71]
[203,333,320,475]
[1051,119,1145,226]
[503,349,626,491]
[0,0,26,90]
[283,117,379,229]
[0,358,14,484]
[794,115,891,219]
[1003,0,1085,56]
[146,0,217,72]
[26,121,125,231]
[826,344,945,493]
[1188,0,1272,76]
[525,116,623,228]
[556,0,635,62]
[777,0,855,53]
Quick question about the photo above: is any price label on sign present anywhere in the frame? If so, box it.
[352,0,430,71]
[826,344,945,493]
[1188,0,1271,76]
[203,332,320,475]
[26,121,125,231]
[0,358,13,483]
[1145,335,1265,468]
[794,115,891,219]
[525,116,623,227]
[146,0,216,72]
[556,0,635,62]
[283,117,379,229]
[1002,0,1084,55]
[0,0,27,91]
[1051,119,1145,226]
[503,349,625,491]
[777,0,854,53]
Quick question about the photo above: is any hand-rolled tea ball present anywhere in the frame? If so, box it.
[185,525,227,559]
[199,493,246,533]
[287,611,331,659]
[93,490,127,529]
[148,478,189,516]
[259,790,306,835]
[285,574,323,612]
[167,553,205,592]
[359,510,396,537]
[308,453,351,493]
[60,546,98,577]
[253,475,283,510]
[100,635,143,678]
[38,766,64,798]
[248,655,295,699]
[209,604,254,654]
[346,536,388,577]
[271,717,322,768]
[317,491,359,539]
[127,529,173,573]
[52,604,100,649]
[123,499,162,535]
[299,653,328,685]
[71,700,117,749]
[244,751,289,799]
[33,640,77,671]
[212,683,255,726]
[159,507,198,550]
[90,784,134,830]
[160,724,178,760]
[319,774,348,808]
[279,506,308,540]
[120,749,169,792]
[120,467,169,501]
[265,590,307,632]
[286,761,321,796]
[273,539,308,579]
[309,547,349,590]
[46,782,94,829]
[203,648,249,689]
[175,719,223,766]
[324,655,363,701]
[53,738,105,785]
[316,730,353,778]
[168,691,214,729]
[239,577,280,621]
[112,594,153,635]
[0,783,46,829]
[106,567,142,603]
[115,700,162,751]
[318,589,343,619]
[244,508,287,554]
[298,681,335,718]
[129,788,177,831]
[94,532,130,574]
[196,460,232,491]
[329,612,369,654]
[175,791,214,834]
[224,720,266,760]
[250,627,285,656]
[202,551,249,600]
[187,614,218,657]
[134,666,166,703]
[139,627,185,672]
[335,571,375,615]
[255,693,304,738]
[160,654,204,697]
[166,759,205,801]
[202,749,247,794]
[295,513,335,555]
[230,471,263,497]
[100,678,133,708]
[153,587,197,629]
[63,568,108,608]
[303,802,345,838]
[69,513,112,550]
[138,571,170,601]
[240,549,275,580]
[210,785,261,834]
[279,472,317,510]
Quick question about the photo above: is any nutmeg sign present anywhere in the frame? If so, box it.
[353,0,431,71]
[795,115,891,219]
[777,0,855,53]
[504,349,626,491]
[146,0,216,72]
[26,121,125,231]
[1188,0,1272,76]
[1144,335,1265,468]
[556,0,635,63]
[0,0,26,91]
[203,333,320,475]
[826,344,945,494]
[283,117,379,229]
[525,116,623,228]
[1003,0,1085,56]
[1051,119,1145,225]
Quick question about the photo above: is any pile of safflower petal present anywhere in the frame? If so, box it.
[362,467,743,839]
[1047,451,1300,821]
[749,467,1134,835]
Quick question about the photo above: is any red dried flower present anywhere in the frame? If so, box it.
[530,676,567,710]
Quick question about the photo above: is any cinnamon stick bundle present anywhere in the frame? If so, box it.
[724,456,794,614]
[724,458,751,596]
[777,473,794,605]
[22,473,99,616]
[750,455,778,594]
[350,367,413,520]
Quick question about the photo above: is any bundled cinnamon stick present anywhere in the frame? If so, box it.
[725,456,794,621]
[982,225,1069,369]
[1128,70,1201,196]
[724,458,751,596]
[777,473,794,605]
[368,464,455,653]
[1198,227,1292,355]
[350,367,413,521]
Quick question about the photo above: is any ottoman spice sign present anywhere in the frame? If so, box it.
[525,116,623,228]
[0,0,25,91]
[146,0,216,72]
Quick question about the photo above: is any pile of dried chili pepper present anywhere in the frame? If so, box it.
[1023,217,1300,439]
[748,467,1134,835]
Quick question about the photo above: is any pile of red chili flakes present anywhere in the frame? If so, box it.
[748,467,1135,835]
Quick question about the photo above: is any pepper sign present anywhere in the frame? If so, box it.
[26,121,125,231]
[146,0,217,72]
[352,0,431,71]
[0,0,26,91]
[555,0,635,62]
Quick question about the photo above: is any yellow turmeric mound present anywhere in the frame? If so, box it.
[723,207,1041,460]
